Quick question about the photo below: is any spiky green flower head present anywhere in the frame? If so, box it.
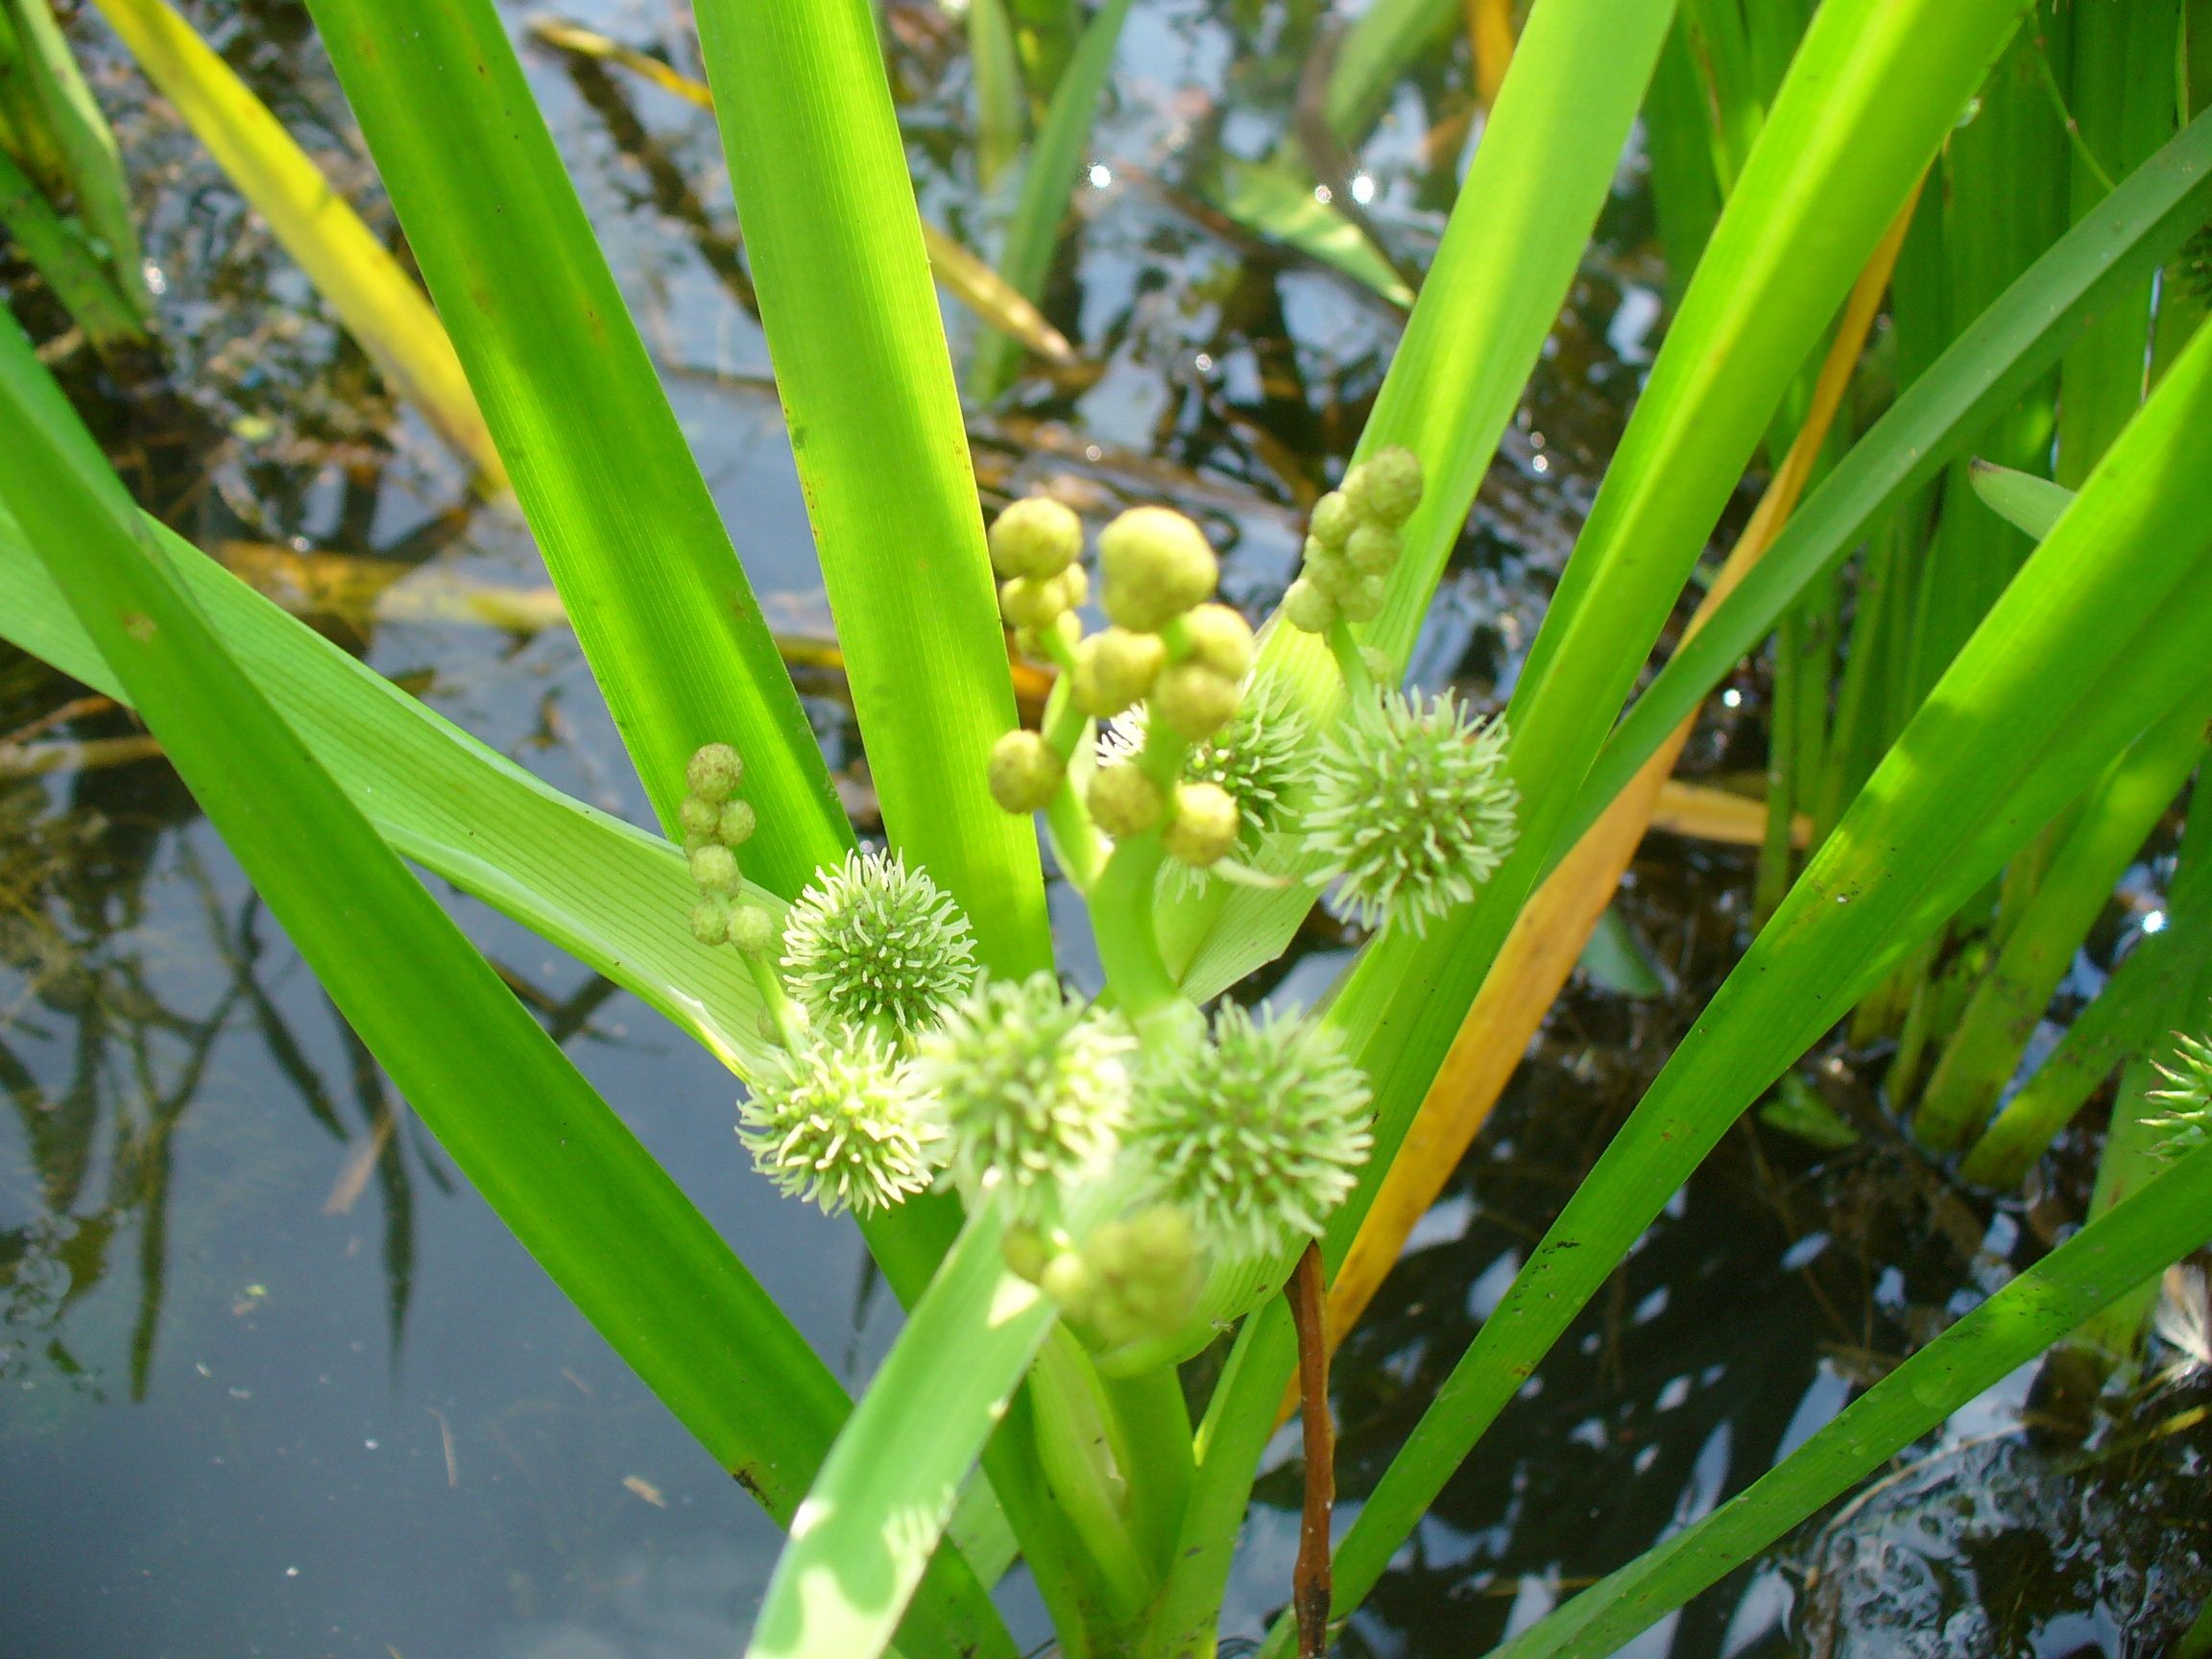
[1304,686,1518,936]
[914,972,1135,1223]
[738,1026,941,1214]
[2148,1029,2212,1160]
[1127,1003,1371,1261]
[781,850,976,1038]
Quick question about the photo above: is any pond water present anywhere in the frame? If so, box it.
[1,2,2207,1657]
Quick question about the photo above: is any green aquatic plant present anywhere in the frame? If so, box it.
[4,0,2212,1657]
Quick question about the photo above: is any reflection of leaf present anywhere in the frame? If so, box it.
[1213,157,1414,309]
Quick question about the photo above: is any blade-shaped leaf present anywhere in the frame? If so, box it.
[1573,108,2212,846]
[1969,457,2078,541]
[301,0,848,890]
[692,0,1051,982]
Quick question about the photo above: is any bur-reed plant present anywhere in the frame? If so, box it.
[3,0,2211,1656]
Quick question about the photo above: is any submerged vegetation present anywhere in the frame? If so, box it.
[2,0,2211,1654]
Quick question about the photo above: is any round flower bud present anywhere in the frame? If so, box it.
[690,893,733,946]
[1282,578,1337,634]
[990,496,1085,579]
[1337,573,1388,625]
[1344,445,1424,527]
[1081,1208,1202,1346]
[686,742,743,803]
[998,574,1072,631]
[1098,507,1217,631]
[679,794,722,838]
[1040,1250,1095,1318]
[684,830,715,857]
[1309,491,1356,549]
[1181,604,1254,680]
[689,843,740,892]
[1152,662,1241,741]
[1344,522,1401,576]
[1303,545,1355,596]
[1071,627,1167,717]
[729,902,779,956]
[717,799,757,846]
[1165,782,1240,868]
[1002,1224,1053,1285]
[1088,762,1166,837]
[989,730,1067,813]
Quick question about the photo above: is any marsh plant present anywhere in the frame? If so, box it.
[3,0,2212,1655]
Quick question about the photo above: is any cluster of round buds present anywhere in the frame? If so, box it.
[1125,1003,1371,1262]
[2148,1028,2212,1161]
[913,972,1135,1225]
[992,496,1089,651]
[680,743,767,947]
[1304,687,1518,937]
[1005,1208,1202,1348]
[1283,445,1424,634]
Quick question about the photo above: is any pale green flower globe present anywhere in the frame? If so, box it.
[738,1027,941,1215]
[781,850,976,1037]
[1127,1003,1371,1261]
[914,973,1135,1222]
[1304,686,1518,936]
[2148,1029,2212,1160]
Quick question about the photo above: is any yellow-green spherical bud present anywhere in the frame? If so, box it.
[1338,573,1388,625]
[1282,578,1337,634]
[1309,491,1356,549]
[1182,603,1254,680]
[717,799,757,846]
[1088,762,1166,837]
[990,495,1084,579]
[1098,507,1217,631]
[690,893,733,946]
[1153,662,1241,741]
[1165,781,1240,867]
[1304,545,1355,596]
[989,730,1067,813]
[690,843,740,892]
[1083,1208,1201,1346]
[679,794,722,838]
[1345,522,1401,577]
[1040,1250,1095,1317]
[1345,445,1424,528]
[1071,627,1167,717]
[686,742,743,803]
[1002,1224,1052,1285]
[729,902,778,956]
[684,831,715,857]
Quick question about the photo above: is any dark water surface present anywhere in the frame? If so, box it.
[2,1,2207,1656]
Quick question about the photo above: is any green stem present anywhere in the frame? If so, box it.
[1326,618,1374,699]
[1100,1364,1195,1581]
[743,949,806,1049]
[1092,830,1183,1033]
[1031,1327,1158,1631]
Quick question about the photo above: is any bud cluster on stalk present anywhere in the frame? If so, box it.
[1281,445,1424,635]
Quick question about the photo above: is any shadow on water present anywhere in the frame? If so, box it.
[0,0,2206,1655]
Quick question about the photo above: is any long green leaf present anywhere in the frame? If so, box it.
[1480,1136,2212,1659]
[969,0,1134,401]
[1323,0,1458,148]
[299,0,847,892]
[1315,293,2212,1633]
[746,1202,1050,1659]
[1158,0,1678,1003]
[1575,108,2212,847]
[0,147,146,346]
[1969,456,2078,540]
[0,319,1010,1659]
[693,0,1051,982]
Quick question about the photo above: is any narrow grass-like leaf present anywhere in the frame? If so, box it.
[0,321,1019,1659]
[969,0,1134,400]
[301,0,846,887]
[1323,0,1458,147]
[970,0,1023,187]
[1916,671,2212,1148]
[1315,306,2212,1630]
[11,0,148,316]
[93,0,502,488]
[1159,0,1677,1003]
[0,147,146,347]
[745,1201,1050,1659]
[1476,1137,2212,1659]
[1212,156,1412,308]
[693,0,1051,981]
[1968,456,2078,540]
[1575,109,2212,844]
